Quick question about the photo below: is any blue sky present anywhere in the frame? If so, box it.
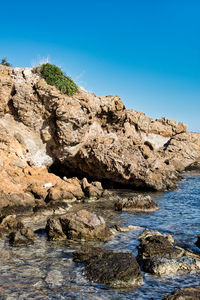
[1,0,199,131]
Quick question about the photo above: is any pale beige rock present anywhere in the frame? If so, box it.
[0,64,199,201]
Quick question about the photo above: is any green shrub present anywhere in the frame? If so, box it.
[40,63,78,96]
[1,58,12,67]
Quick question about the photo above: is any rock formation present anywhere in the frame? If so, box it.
[46,209,112,241]
[162,286,200,300]
[0,64,200,213]
[115,194,159,212]
[73,246,143,287]
[137,229,200,276]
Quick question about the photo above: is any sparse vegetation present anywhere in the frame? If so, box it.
[1,58,12,67]
[40,63,78,96]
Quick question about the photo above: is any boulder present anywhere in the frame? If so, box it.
[162,286,200,300]
[9,227,36,246]
[46,209,112,242]
[83,180,103,199]
[137,229,200,275]
[73,246,143,288]
[115,195,159,212]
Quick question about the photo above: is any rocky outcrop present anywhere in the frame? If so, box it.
[137,229,200,275]
[115,195,159,212]
[73,246,143,288]
[162,286,200,300]
[0,64,199,202]
[46,209,112,242]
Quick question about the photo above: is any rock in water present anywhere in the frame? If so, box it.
[46,209,112,242]
[73,246,143,288]
[9,227,36,246]
[137,229,200,275]
[162,286,200,300]
[195,234,200,249]
[115,195,159,212]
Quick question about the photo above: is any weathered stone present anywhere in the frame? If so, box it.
[9,227,36,246]
[137,229,200,275]
[84,184,103,200]
[46,209,112,242]
[73,246,143,288]
[0,214,24,233]
[46,217,66,241]
[162,286,200,300]
[115,195,159,212]
[0,64,200,201]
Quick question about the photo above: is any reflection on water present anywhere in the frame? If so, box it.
[0,173,200,299]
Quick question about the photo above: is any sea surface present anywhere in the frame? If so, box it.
[0,173,200,299]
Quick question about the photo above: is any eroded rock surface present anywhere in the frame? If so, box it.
[0,64,199,211]
[115,195,159,212]
[162,286,200,300]
[137,229,200,275]
[46,209,112,242]
[9,227,36,246]
[73,246,143,288]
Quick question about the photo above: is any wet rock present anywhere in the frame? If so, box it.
[73,246,143,288]
[46,217,66,241]
[0,214,24,233]
[111,224,142,233]
[195,234,200,249]
[45,270,63,286]
[162,286,200,300]
[115,195,159,212]
[9,227,36,246]
[46,209,112,242]
[137,229,200,275]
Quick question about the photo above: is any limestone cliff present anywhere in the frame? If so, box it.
[0,65,199,208]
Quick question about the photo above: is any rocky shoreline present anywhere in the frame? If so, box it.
[0,65,200,298]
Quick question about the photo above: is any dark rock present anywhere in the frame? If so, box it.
[9,227,36,246]
[185,160,200,171]
[137,229,200,275]
[73,246,143,288]
[162,286,200,300]
[46,217,66,241]
[46,209,112,242]
[195,234,200,249]
[115,195,159,212]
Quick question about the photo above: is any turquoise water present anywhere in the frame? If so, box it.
[0,173,199,299]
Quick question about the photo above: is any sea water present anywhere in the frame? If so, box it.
[0,173,199,299]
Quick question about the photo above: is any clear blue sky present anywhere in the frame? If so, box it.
[1,0,199,131]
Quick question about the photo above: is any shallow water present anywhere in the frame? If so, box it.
[0,173,200,299]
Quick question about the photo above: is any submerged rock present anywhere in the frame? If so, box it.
[9,227,36,246]
[73,246,143,288]
[46,209,112,242]
[115,195,159,212]
[137,229,200,275]
[162,286,200,300]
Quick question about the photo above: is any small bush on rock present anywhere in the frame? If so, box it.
[40,63,78,96]
[1,58,12,67]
